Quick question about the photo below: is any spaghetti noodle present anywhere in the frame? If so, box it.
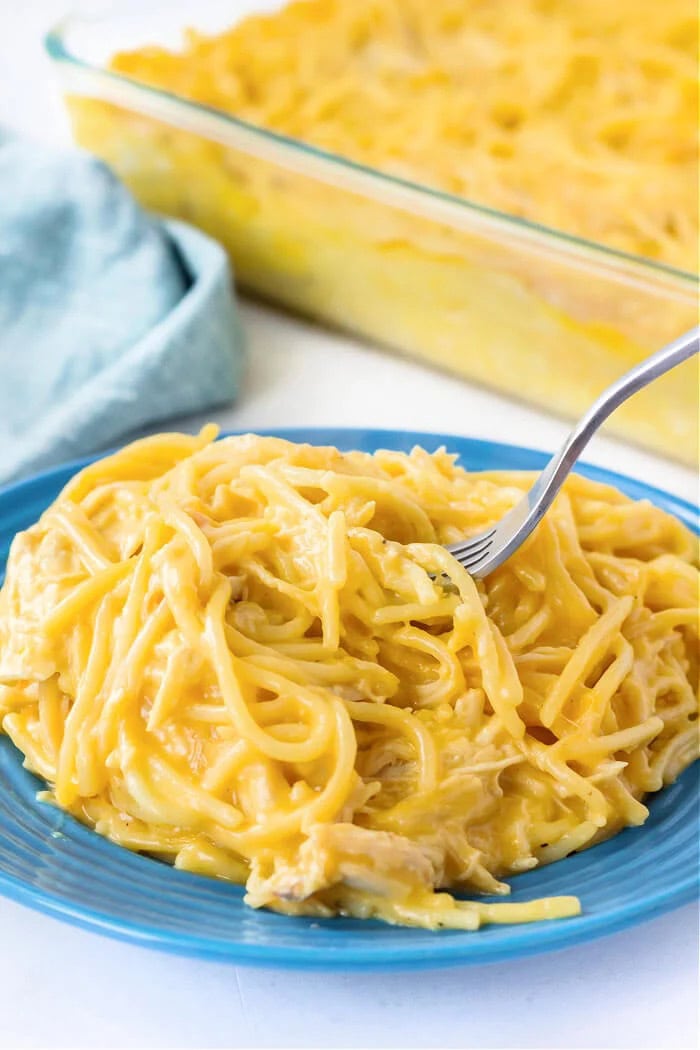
[0,429,697,929]
[113,0,699,271]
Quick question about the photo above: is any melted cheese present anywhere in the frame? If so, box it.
[0,428,697,929]
[113,0,699,271]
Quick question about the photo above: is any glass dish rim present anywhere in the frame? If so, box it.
[45,13,698,291]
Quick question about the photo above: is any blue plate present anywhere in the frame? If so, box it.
[0,428,697,970]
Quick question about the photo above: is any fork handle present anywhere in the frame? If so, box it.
[522,325,699,533]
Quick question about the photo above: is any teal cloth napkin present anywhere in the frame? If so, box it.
[0,136,245,485]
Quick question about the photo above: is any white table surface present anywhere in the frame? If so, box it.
[1,5,698,1048]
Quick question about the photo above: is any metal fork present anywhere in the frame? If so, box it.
[446,326,699,578]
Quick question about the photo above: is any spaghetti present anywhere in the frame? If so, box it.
[0,429,697,929]
[113,0,699,271]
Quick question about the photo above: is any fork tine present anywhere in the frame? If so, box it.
[452,541,493,566]
[434,529,499,584]
[447,529,495,560]
[455,543,495,576]
[457,546,492,569]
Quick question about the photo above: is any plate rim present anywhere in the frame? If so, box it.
[0,426,697,970]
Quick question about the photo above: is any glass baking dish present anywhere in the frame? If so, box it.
[46,2,699,463]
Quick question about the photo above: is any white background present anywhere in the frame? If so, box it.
[1,4,698,1048]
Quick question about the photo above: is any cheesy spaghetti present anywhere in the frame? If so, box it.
[113,0,699,271]
[0,429,697,929]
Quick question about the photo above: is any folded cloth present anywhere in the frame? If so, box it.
[0,135,245,485]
